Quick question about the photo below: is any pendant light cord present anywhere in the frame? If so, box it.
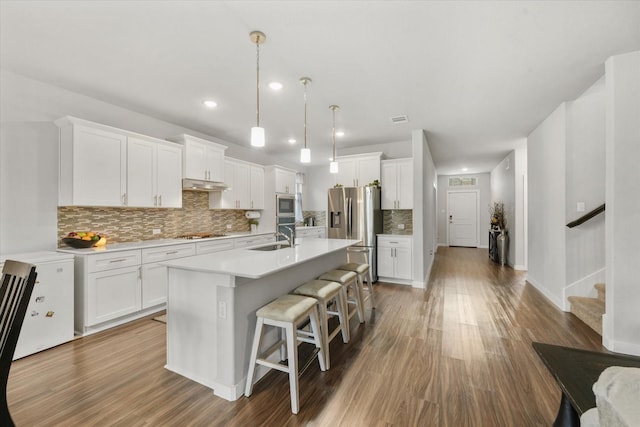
[303,82,308,150]
[255,36,260,127]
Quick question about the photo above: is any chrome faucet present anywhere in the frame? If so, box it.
[284,226,295,247]
[275,230,293,247]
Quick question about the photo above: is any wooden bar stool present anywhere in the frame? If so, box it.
[245,294,326,414]
[340,248,375,308]
[292,279,349,369]
[318,269,364,324]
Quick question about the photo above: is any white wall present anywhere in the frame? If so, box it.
[490,142,528,270]
[565,78,606,288]
[604,51,640,355]
[491,152,516,264]
[0,69,300,254]
[526,103,567,308]
[437,173,491,248]
[412,129,437,288]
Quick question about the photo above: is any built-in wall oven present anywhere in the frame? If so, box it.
[275,194,296,242]
[276,194,295,217]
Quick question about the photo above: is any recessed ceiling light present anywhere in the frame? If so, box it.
[288,138,296,144]
[269,82,283,90]
[336,131,345,137]
[462,167,468,172]
[203,100,218,108]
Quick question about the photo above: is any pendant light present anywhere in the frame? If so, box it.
[299,77,312,163]
[329,105,340,174]
[250,31,266,147]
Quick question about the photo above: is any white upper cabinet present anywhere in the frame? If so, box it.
[250,165,265,209]
[210,158,264,209]
[56,117,182,208]
[167,134,226,182]
[335,153,382,187]
[154,142,183,207]
[274,167,297,194]
[381,158,413,210]
[127,137,181,208]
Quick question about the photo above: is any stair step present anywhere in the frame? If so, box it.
[568,296,605,335]
[594,283,606,302]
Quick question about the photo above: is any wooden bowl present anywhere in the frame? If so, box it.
[62,236,101,248]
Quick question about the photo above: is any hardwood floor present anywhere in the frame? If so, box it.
[7,247,603,426]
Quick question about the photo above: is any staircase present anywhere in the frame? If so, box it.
[568,283,606,335]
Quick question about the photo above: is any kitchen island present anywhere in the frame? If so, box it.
[162,237,361,401]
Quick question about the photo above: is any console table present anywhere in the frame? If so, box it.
[532,342,640,427]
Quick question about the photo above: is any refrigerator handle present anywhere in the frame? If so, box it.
[347,197,352,238]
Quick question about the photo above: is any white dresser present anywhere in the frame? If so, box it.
[0,251,75,359]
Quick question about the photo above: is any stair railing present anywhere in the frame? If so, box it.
[566,204,605,228]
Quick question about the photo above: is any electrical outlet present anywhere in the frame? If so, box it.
[577,202,586,212]
[152,228,161,235]
[226,224,232,230]
[398,224,405,230]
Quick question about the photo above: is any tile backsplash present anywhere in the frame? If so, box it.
[297,210,326,227]
[382,209,413,235]
[58,191,251,245]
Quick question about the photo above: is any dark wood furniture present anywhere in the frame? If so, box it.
[0,260,38,427]
[488,230,500,263]
[532,341,640,427]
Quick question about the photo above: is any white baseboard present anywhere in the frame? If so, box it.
[525,276,563,310]
[513,264,527,271]
[562,268,606,311]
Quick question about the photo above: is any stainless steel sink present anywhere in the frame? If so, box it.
[249,243,291,251]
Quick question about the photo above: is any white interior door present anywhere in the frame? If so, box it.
[447,191,478,247]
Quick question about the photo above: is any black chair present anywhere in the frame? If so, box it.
[0,260,37,427]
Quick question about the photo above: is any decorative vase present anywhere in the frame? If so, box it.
[497,230,508,266]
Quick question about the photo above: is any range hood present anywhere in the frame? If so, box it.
[182,178,230,192]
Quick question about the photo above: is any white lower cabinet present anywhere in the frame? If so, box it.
[196,239,235,254]
[233,234,275,248]
[87,264,142,326]
[377,235,412,283]
[141,243,195,309]
[1,252,75,360]
[296,227,326,239]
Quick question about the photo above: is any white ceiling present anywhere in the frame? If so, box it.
[1,1,639,174]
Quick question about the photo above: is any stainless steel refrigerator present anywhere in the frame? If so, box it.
[328,186,382,281]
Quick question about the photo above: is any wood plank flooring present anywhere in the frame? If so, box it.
[7,247,604,426]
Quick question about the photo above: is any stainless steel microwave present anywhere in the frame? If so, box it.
[276,194,295,217]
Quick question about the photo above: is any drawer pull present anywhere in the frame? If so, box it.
[108,258,129,263]
[165,251,179,255]
[389,241,399,244]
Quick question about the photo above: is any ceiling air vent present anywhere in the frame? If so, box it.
[390,115,409,124]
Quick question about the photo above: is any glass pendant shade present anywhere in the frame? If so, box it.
[300,147,311,163]
[330,161,339,174]
[251,126,265,147]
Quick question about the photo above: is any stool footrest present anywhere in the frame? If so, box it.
[256,358,289,373]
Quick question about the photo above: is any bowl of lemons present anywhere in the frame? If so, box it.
[62,231,106,248]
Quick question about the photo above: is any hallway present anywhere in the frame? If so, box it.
[8,247,603,426]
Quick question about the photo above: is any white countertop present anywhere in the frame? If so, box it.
[1,250,75,264]
[377,234,413,237]
[56,231,274,254]
[162,238,361,279]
